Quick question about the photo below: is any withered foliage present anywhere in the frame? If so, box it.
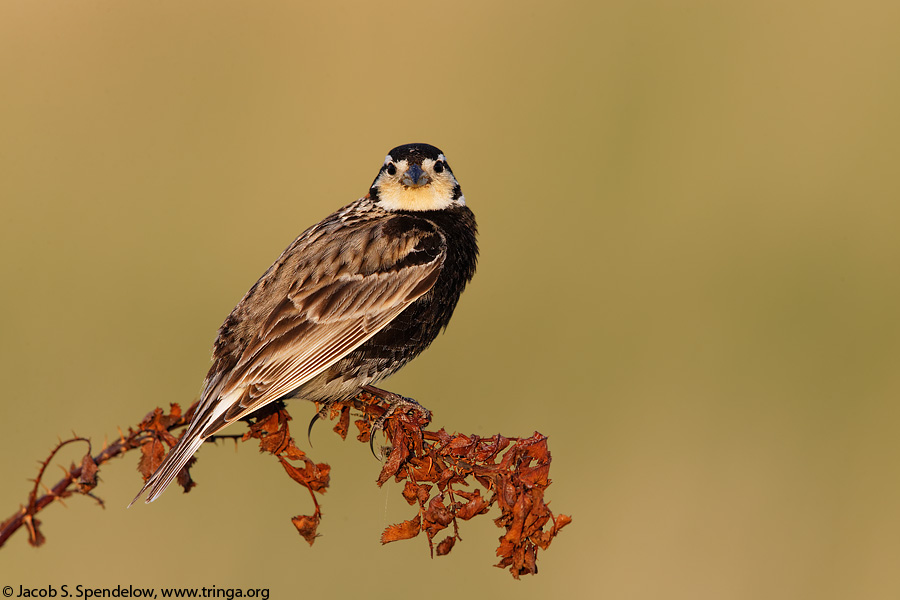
[1,391,570,578]
[241,404,330,545]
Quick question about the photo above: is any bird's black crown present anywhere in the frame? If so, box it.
[387,143,445,165]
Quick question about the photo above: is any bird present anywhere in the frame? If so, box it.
[130,143,478,505]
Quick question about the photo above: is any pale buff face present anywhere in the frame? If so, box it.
[373,154,465,212]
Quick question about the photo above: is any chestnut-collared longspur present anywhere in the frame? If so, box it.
[131,143,478,505]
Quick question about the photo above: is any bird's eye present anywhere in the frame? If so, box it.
[386,163,397,176]
[433,161,445,173]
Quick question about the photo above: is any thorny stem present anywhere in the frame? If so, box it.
[0,410,250,548]
[1,430,154,547]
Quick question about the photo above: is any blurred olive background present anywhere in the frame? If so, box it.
[2,1,900,598]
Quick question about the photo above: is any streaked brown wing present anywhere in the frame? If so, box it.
[195,215,445,436]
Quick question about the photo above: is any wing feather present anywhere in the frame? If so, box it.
[214,265,438,423]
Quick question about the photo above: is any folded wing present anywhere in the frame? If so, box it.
[131,213,444,504]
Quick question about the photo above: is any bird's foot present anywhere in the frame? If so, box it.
[362,385,432,458]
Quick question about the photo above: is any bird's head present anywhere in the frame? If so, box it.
[369,143,465,212]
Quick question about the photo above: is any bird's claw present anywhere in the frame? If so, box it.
[368,394,431,459]
[306,402,333,446]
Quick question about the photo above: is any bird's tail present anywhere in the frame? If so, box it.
[127,427,208,507]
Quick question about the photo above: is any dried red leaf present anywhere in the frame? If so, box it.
[436,535,456,556]
[139,405,183,445]
[376,426,409,486]
[518,463,551,487]
[423,495,453,539]
[278,457,330,492]
[333,405,351,440]
[283,443,306,461]
[77,453,98,493]
[496,543,538,579]
[554,513,573,532]
[255,413,292,455]
[501,492,529,545]
[427,428,452,446]
[417,483,432,505]
[426,495,453,524]
[476,434,510,462]
[495,479,519,514]
[311,463,331,491]
[381,515,421,544]
[521,434,550,461]
[456,490,489,520]
[175,456,196,494]
[447,434,473,454]
[402,481,420,506]
[292,513,320,546]
[137,438,165,479]
[354,418,371,442]
[407,456,437,482]
[166,404,183,425]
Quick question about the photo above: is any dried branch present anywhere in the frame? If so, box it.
[0,405,192,548]
[0,391,570,578]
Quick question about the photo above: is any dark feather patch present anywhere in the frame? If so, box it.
[387,143,444,164]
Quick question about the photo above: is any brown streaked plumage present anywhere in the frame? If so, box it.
[131,143,477,505]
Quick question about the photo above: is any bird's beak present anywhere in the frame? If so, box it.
[401,164,431,188]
